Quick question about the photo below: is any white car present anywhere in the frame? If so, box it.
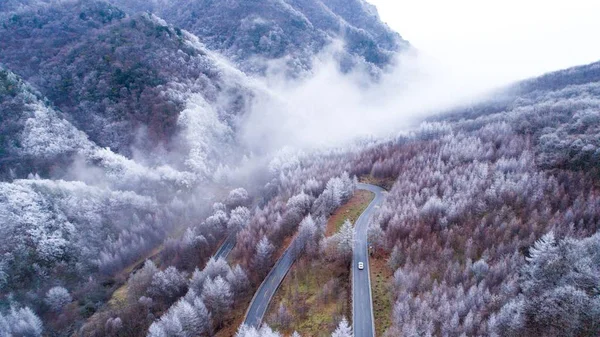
[358,262,364,270]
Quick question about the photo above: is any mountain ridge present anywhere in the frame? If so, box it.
[0,0,255,167]
[106,0,409,75]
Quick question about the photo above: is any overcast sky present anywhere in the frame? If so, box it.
[369,0,600,84]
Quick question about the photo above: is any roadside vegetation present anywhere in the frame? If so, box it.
[266,257,350,336]
[265,190,374,336]
[369,256,393,336]
[326,189,375,235]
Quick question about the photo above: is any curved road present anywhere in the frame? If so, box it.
[214,230,238,260]
[353,183,385,337]
[243,239,300,327]
[242,183,385,334]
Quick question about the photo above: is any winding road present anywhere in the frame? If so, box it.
[213,230,238,260]
[353,183,386,337]
[242,183,385,335]
[243,239,300,327]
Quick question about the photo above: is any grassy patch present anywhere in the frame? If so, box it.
[369,257,393,336]
[264,190,377,335]
[107,283,128,308]
[266,258,350,337]
[326,190,374,236]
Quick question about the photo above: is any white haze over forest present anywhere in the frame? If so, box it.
[240,0,600,156]
[240,43,503,154]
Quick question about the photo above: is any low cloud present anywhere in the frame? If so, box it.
[239,43,504,155]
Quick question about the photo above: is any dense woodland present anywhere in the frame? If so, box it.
[106,0,407,75]
[1,0,600,336]
[0,0,254,163]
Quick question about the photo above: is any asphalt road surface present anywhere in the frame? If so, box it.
[213,230,237,260]
[242,183,385,332]
[353,183,386,337]
[243,240,299,327]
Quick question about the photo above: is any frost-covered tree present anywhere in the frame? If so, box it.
[147,297,211,337]
[190,297,211,334]
[147,322,171,337]
[286,192,312,214]
[491,296,525,337]
[44,286,72,312]
[201,276,233,326]
[367,221,384,252]
[149,266,188,301]
[275,192,313,241]
[492,232,600,337]
[226,188,250,209]
[226,265,250,296]
[336,220,355,262]
[189,268,207,295]
[302,178,322,197]
[331,317,352,337]
[228,207,251,232]
[296,214,318,255]
[128,260,159,300]
[311,173,355,217]
[312,185,339,218]
[205,210,229,234]
[235,324,282,337]
[253,235,275,277]
[105,317,123,334]
[525,231,556,263]
[203,257,231,281]
[188,257,234,297]
[213,202,226,213]
[471,259,490,281]
[3,306,43,337]
[170,227,211,270]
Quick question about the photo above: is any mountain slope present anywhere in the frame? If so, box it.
[108,0,409,75]
[0,68,92,178]
[439,60,600,172]
[0,0,252,160]
[0,1,411,335]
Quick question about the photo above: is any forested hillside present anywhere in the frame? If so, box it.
[107,0,408,75]
[349,61,600,336]
[231,60,600,336]
[0,68,90,178]
[0,0,252,159]
[0,0,407,335]
[1,0,600,336]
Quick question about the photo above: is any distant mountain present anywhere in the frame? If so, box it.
[514,60,600,94]
[440,60,600,121]
[0,67,204,193]
[0,0,252,160]
[436,60,600,173]
[107,0,409,75]
[0,0,408,169]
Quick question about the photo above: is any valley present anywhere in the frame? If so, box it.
[1,1,600,337]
